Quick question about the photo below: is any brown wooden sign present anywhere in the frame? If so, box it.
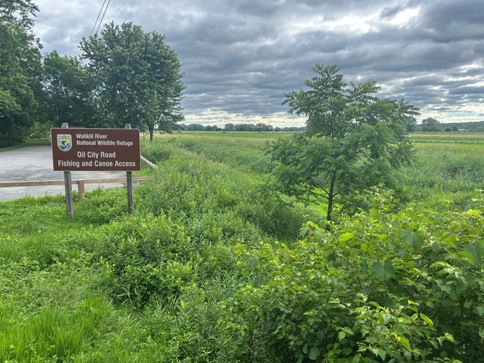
[51,128,141,171]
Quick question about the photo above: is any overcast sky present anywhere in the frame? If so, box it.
[33,0,484,127]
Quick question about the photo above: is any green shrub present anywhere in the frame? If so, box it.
[232,189,483,362]
[76,188,130,224]
[83,213,194,308]
[136,145,306,242]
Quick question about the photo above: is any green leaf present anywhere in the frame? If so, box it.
[465,241,483,265]
[299,226,310,237]
[396,335,411,349]
[309,346,321,360]
[437,336,444,346]
[371,348,387,360]
[352,353,362,362]
[443,234,458,245]
[371,259,395,281]
[339,232,355,242]
[437,281,452,294]
[404,229,423,250]
[457,251,475,265]
[444,333,455,343]
[420,313,433,326]
[465,209,481,217]
[432,261,451,269]
[476,305,484,317]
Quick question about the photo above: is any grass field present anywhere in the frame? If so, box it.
[0,131,482,362]
[142,131,483,209]
[410,132,484,143]
[405,133,484,209]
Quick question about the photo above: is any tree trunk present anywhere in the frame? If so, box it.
[326,170,337,225]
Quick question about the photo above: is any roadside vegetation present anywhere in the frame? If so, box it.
[2,2,483,360]
[1,0,183,147]
[1,132,482,362]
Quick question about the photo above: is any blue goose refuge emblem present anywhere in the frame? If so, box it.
[57,134,72,152]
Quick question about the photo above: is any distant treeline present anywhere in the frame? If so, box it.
[172,121,484,133]
[416,120,484,132]
[171,123,305,132]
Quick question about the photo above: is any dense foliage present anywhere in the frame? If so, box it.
[269,64,419,222]
[1,1,184,144]
[421,118,441,132]
[235,188,483,362]
[1,133,483,362]
[0,0,42,146]
[80,22,185,139]
[41,51,96,127]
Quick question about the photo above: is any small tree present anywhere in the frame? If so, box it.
[269,64,419,222]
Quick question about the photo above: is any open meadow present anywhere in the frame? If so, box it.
[0,131,482,362]
[406,132,484,209]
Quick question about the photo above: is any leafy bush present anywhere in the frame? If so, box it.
[233,189,483,362]
[3,133,481,362]
[76,188,130,224]
[136,143,305,242]
[82,213,195,308]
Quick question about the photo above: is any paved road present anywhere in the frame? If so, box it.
[0,146,127,201]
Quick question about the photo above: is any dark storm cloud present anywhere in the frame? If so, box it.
[34,0,484,125]
[416,0,484,42]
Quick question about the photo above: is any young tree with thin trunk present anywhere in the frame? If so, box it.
[269,64,419,223]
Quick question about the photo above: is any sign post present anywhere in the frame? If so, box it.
[125,123,134,214]
[61,123,74,219]
[51,126,141,218]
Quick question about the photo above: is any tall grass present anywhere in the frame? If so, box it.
[0,132,308,362]
[139,136,308,240]
[0,131,482,362]
[145,131,483,211]
[142,131,291,174]
[405,140,484,209]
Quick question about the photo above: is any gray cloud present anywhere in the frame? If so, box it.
[34,0,484,126]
